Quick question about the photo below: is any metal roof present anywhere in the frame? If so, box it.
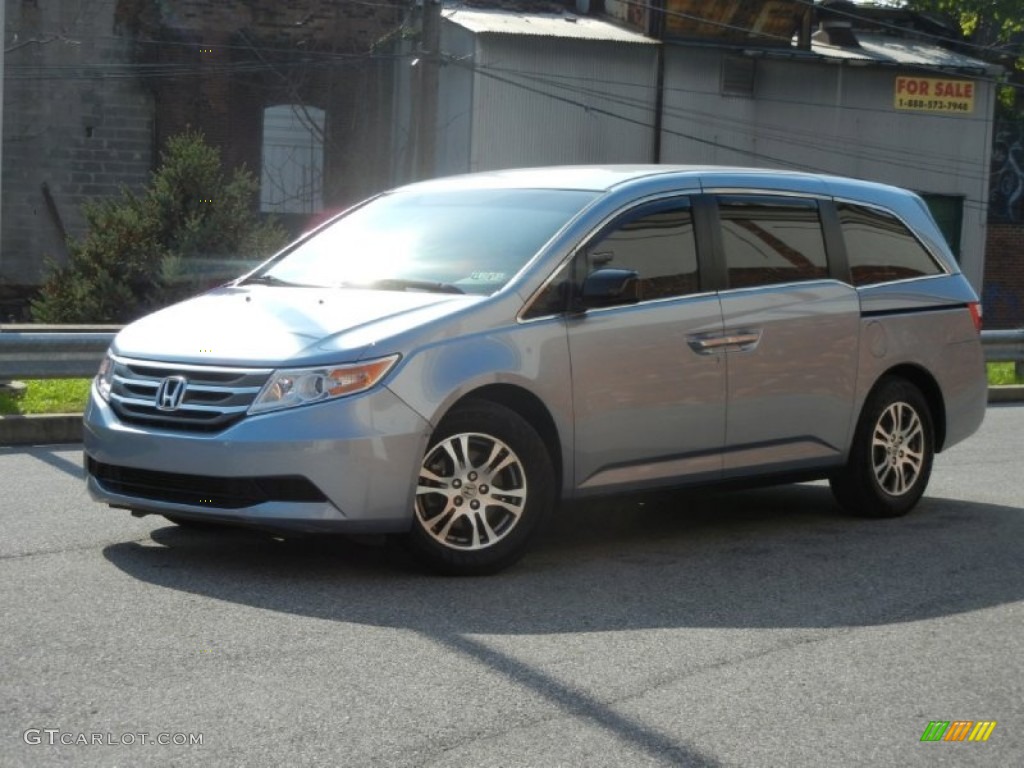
[810,33,1001,75]
[442,6,657,45]
[442,6,999,75]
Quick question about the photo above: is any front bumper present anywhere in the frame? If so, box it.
[83,383,432,534]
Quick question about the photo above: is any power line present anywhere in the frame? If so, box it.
[455,58,995,214]
[469,61,993,183]
[623,0,1018,61]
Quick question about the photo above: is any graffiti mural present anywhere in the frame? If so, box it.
[991,120,1024,222]
[982,282,1022,329]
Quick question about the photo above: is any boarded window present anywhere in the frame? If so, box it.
[721,56,755,97]
[837,203,944,285]
[261,105,325,214]
[718,197,828,288]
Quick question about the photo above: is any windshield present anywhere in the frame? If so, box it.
[258,188,598,294]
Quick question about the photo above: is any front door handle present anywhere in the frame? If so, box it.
[687,330,761,354]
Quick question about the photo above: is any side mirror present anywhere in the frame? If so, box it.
[578,268,641,309]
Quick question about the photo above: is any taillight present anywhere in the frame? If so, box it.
[968,301,982,333]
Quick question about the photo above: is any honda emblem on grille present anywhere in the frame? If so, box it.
[154,375,188,411]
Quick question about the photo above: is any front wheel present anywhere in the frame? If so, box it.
[830,377,935,518]
[405,401,555,575]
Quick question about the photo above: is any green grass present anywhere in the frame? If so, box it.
[0,378,93,415]
[988,362,1024,386]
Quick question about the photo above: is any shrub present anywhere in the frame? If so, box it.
[32,130,289,323]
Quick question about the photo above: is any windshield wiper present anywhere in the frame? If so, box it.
[344,278,465,295]
[240,274,312,288]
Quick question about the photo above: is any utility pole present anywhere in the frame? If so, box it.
[0,0,6,281]
[415,0,441,181]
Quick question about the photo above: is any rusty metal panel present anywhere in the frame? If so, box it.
[664,0,800,45]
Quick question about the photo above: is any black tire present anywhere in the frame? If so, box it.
[830,377,935,518]
[404,400,555,575]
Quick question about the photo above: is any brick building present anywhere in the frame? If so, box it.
[1,0,402,310]
[2,0,154,293]
[984,118,1024,328]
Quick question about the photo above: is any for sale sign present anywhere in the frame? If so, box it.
[894,77,975,114]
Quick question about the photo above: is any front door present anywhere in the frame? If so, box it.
[566,198,727,492]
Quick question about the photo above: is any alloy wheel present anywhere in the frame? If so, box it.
[871,401,925,496]
[415,432,528,551]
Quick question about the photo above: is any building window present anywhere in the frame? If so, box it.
[721,56,755,97]
[260,104,325,214]
[920,193,964,260]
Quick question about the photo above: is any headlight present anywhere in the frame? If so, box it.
[249,355,400,415]
[95,353,115,402]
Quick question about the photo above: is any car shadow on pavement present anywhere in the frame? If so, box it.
[101,483,1022,768]
[101,483,1024,635]
[7,443,85,480]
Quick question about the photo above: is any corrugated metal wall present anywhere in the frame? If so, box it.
[660,45,995,287]
[467,36,659,172]
[436,23,477,178]
[413,27,994,287]
[390,36,416,186]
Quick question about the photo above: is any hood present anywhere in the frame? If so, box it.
[112,285,481,366]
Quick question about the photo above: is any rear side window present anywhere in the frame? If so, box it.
[837,203,944,286]
[577,201,700,305]
[718,196,829,289]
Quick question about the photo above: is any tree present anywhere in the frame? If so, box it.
[898,0,1024,108]
[32,130,289,323]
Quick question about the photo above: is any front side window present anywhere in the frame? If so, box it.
[838,203,944,286]
[718,196,829,289]
[574,201,700,308]
[259,189,597,295]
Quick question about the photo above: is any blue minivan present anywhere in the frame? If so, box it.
[84,166,987,574]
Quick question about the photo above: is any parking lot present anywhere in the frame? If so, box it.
[2,405,1022,767]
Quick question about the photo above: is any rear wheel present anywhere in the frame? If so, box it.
[830,377,935,518]
[406,401,555,575]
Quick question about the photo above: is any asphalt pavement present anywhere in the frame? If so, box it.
[1,406,1022,767]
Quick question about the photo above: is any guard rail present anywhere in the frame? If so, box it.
[0,325,1022,380]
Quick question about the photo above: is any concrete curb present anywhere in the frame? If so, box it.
[2,387,1023,446]
[988,385,1024,404]
[0,414,83,446]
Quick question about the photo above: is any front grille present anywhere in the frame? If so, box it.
[87,458,327,509]
[108,357,272,431]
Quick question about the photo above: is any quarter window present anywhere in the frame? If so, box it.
[576,202,700,307]
[718,197,829,289]
[837,203,944,285]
